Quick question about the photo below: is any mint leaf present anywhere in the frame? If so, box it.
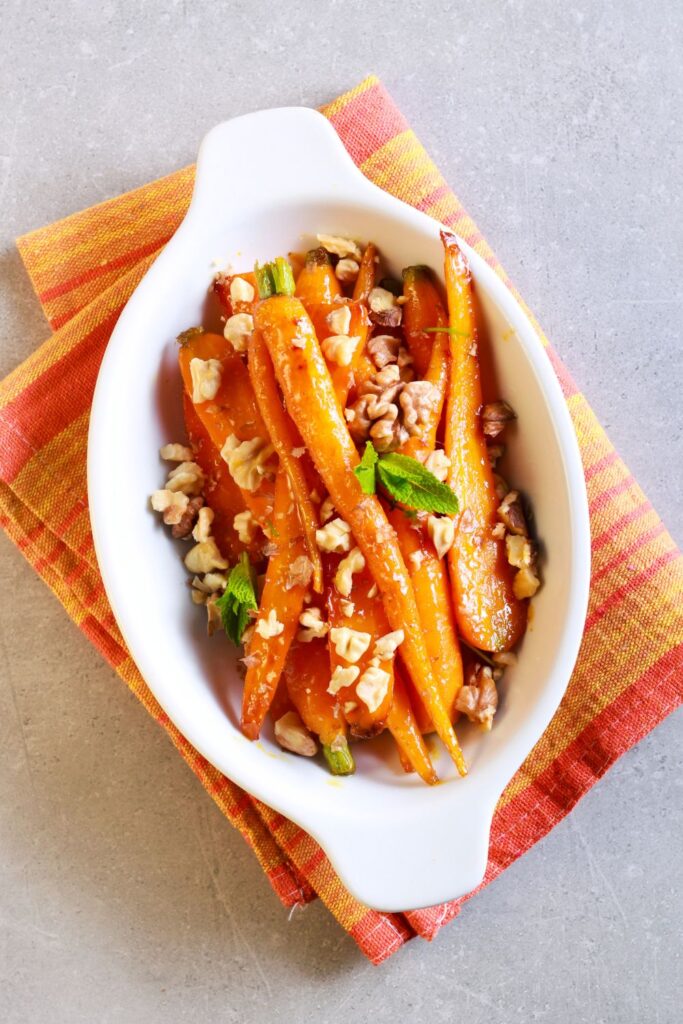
[353,441,379,494]
[216,552,258,645]
[377,453,459,514]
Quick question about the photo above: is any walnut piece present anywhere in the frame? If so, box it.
[346,365,436,452]
[368,286,402,327]
[316,233,363,260]
[427,515,455,559]
[233,509,257,545]
[335,258,360,283]
[400,381,439,436]
[151,489,189,526]
[224,312,254,352]
[329,626,372,664]
[229,276,255,305]
[455,665,498,730]
[481,401,516,438]
[297,607,329,642]
[205,593,222,637]
[497,490,527,535]
[192,505,214,543]
[160,442,193,462]
[165,461,204,496]
[189,357,222,404]
[184,537,229,574]
[321,334,359,367]
[274,711,318,757]
[334,547,365,597]
[328,664,360,695]
[373,630,404,661]
[367,333,400,368]
[170,495,204,539]
[326,305,351,336]
[356,665,391,713]
[255,608,284,639]
[221,434,275,491]
[315,517,352,553]
[418,448,451,482]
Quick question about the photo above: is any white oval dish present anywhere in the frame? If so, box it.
[88,108,590,912]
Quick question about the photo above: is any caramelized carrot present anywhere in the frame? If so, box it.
[402,265,449,449]
[283,638,354,774]
[441,231,527,651]
[213,271,258,316]
[307,299,371,405]
[352,242,379,301]
[387,669,439,785]
[247,330,323,592]
[178,331,275,526]
[325,558,394,737]
[295,248,342,307]
[388,507,463,725]
[183,394,259,562]
[240,471,308,739]
[254,291,466,776]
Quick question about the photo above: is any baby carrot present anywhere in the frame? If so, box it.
[254,280,466,776]
[178,331,275,526]
[295,247,342,307]
[352,242,379,302]
[283,638,354,775]
[240,470,308,740]
[387,668,439,785]
[441,231,527,652]
[247,330,323,592]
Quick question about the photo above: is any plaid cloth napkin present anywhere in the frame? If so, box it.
[1,76,681,964]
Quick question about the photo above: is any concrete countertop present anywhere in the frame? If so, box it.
[0,2,680,1022]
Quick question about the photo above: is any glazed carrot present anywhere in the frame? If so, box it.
[178,331,275,526]
[295,248,342,307]
[287,251,305,280]
[325,557,394,737]
[388,507,463,723]
[247,330,323,592]
[283,637,354,774]
[391,265,464,726]
[307,300,371,405]
[254,285,466,776]
[441,231,527,651]
[183,394,260,562]
[240,471,308,740]
[386,668,439,785]
[352,242,379,301]
[213,271,257,315]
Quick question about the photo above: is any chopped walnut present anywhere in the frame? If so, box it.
[505,534,541,599]
[274,711,318,757]
[205,593,222,636]
[329,626,372,663]
[170,495,204,539]
[165,461,204,496]
[192,571,227,594]
[256,608,284,639]
[417,448,451,482]
[321,334,360,366]
[367,333,400,368]
[455,665,498,730]
[151,489,189,526]
[326,304,351,336]
[297,607,329,642]
[400,381,439,436]
[285,555,314,590]
[319,496,335,524]
[229,276,255,305]
[221,434,275,491]
[493,474,509,502]
[160,442,193,462]
[184,538,229,574]
[316,233,363,260]
[487,443,505,468]
[482,401,516,438]
[233,509,257,545]
[328,664,360,695]
[189,357,222,403]
[513,565,541,599]
[356,664,391,713]
[497,490,527,536]
[340,599,355,617]
[368,287,402,327]
[427,515,455,559]
[373,629,404,661]
[335,258,360,283]
[192,505,214,543]
[334,546,365,597]
[224,312,254,352]
[315,517,352,553]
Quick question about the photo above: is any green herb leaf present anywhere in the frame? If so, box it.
[216,552,258,645]
[353,441,379,494]
[377,453,459,514]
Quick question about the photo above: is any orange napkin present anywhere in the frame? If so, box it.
[2,76,681,964]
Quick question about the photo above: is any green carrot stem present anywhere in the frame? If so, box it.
[322,738,355,776]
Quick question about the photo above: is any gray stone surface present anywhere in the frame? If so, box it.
[0,2,681,1022]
